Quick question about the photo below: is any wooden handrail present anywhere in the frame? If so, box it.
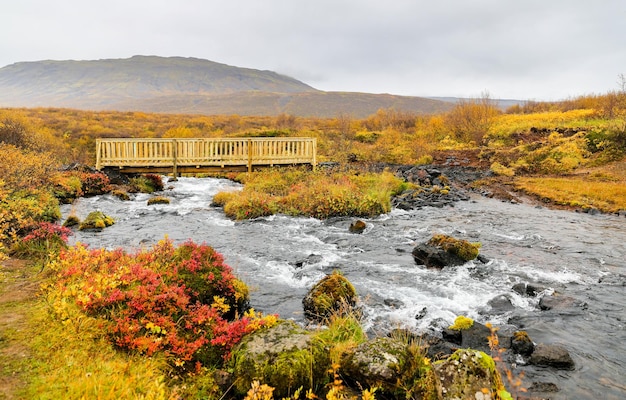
[95,137,317,173]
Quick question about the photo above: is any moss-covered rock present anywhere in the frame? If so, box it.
[229,320,330,398]
[348,220,366,234]
[511,331,534,356]
[78,211,115,231]
[147,196,170,205]
[62,215,80,228]
[412,234,481,268]
[429,234,481,261]
[434,349,507,400]
[342,336,442,399]
[112,189,130,201]
[302,270,358,322]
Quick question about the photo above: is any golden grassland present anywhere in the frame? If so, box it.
[513,158,626,213]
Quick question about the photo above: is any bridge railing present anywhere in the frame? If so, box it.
[95,137,317,173]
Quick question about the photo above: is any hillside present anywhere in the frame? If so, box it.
[0,56,452,117]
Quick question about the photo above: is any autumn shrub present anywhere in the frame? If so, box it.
[0,143,59,191]
[51,172,84,203]
[217,169,405,220]
[10,221,72,261]
[0,185,61,254]
[443,96,500,144]
[77,171,111,195]
[47,239,275,370]
[224,191,279,220]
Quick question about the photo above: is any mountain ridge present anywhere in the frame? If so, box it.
[0,55,453,117]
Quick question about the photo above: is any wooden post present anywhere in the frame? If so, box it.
[95,139,102,170]
[247,139,252,172]
[312,138,317,171]
[172,139,178,179]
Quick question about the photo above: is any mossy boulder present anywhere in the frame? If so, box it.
[302,271,358,322]
[443,317,495,353]
[112,189,130,201]
[229,320,330,398]
[348,220,366,234]
[341,336,442,399]
[78,211,115,231]
[147,196,170,205]
[62,215,80,228]
[434,349,507,400]
[511,331,534,356]
[412,234,481,268]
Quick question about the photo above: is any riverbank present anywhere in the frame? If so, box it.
[426,149,626,216]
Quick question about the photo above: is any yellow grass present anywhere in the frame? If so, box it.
[514,159,626,213]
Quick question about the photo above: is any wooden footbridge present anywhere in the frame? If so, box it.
[95,137,317,175]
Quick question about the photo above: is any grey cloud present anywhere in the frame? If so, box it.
[1,0,625,100]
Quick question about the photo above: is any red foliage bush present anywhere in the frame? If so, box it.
[53,239,276,369]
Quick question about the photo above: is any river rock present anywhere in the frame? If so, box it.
[412,235,480,268]
[342,336,442,397]
[293,253,323,268]
[511,331,535,357]
[528,381,560,393]
[528,343,575,370]
[229,320,329,398]
[434,349,503,400]
[302,270,359,322]
[412,243,467,268]
[538,294,586,311]
[349,219,366,234]
[422,333,458,361]
[459,321,493,353]
[487,294,515,313]
[512,282,547,297]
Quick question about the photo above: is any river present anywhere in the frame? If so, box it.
[60,177,626,399]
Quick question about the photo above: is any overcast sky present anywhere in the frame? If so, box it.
[3,0,625,101]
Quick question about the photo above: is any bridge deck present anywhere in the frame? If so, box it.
[95,137,317,174]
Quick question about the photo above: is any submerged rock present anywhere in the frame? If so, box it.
[528,343,575,370]
[538,293,586,311]
[512,282,547,297]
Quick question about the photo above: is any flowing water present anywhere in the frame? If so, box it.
[61,177,626,399]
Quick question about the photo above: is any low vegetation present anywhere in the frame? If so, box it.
[215,168,408,220]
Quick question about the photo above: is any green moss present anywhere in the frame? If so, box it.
[435,349,506,399]
[78,211,115,231]
[303,271,358,321]
[429,234,481,261]
[449,315,474,330]
[229,320,330,398]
